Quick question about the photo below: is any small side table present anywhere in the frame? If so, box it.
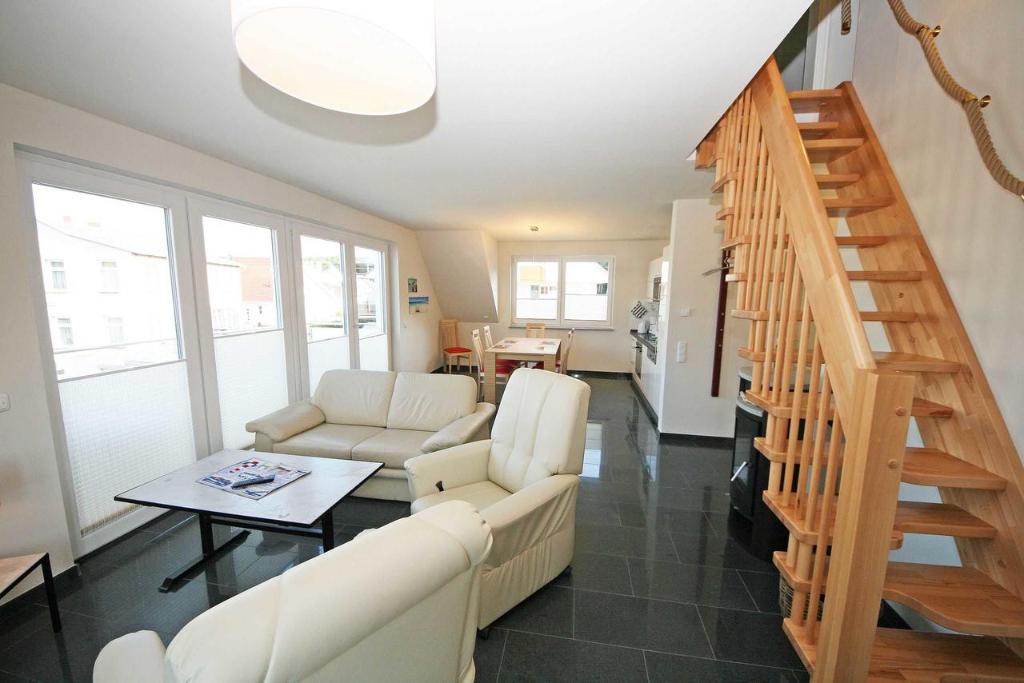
[0,553,61,632]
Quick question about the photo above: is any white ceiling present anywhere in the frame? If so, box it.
[0,0,810,241]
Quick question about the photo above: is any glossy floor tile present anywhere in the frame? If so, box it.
[0,377,808,682]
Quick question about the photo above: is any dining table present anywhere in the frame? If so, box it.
[483,336,562,403]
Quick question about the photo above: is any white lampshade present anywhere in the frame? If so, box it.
[231,0,436,116]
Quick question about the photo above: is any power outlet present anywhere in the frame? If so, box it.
[676,342,687,363]
[0,393,9,413]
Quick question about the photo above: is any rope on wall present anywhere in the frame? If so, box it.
[840,0,852,34]
[886,0,1024,200]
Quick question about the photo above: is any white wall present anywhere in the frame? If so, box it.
[0,83,441,599]
[658,198,747,437]
[418,230,499,327]
[850,0,1024,630]
[854,0,1023,456]
[459,239,668,373]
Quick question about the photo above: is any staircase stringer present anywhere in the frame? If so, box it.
[824,82,1024,630]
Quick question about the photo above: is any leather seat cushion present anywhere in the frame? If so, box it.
[410,480,511,515]
[351,429,435,468]
[273,424,382,459]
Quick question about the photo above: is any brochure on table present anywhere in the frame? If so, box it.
[198,457,309,500]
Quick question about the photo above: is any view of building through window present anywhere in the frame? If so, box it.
[202,216,280,336]
[32,184,181,379]
[354,246,384,337]
[300,235,346,342]
[514,256,612,325]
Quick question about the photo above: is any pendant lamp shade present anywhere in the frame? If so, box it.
[231,0,436,116]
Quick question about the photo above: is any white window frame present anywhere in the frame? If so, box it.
[48,259,67,291]
[98,259,120,292]
[18,153,210,556]
[511,255,615,329]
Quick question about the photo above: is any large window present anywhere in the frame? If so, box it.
[299,234,350,389]
[512,256,613,327]
[28,177,198,552]
[32,184,182,379]
[201,213,289,450]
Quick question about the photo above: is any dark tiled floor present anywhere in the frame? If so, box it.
[0,377,807,682]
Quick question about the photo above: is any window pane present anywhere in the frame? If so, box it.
[32,184,181,380]
[300,235,346,341]
[354,246,384,339]
[202,217,279,335]
[564,259,610,321]
[515,260,559,320]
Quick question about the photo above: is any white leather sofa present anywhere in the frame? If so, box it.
[405,369,591,628]
[94,500,493,683]
[247,369,496,501]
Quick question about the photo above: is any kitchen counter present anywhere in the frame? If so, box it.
[629,329,658,355]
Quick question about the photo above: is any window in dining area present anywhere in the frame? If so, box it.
[512,256,613,327]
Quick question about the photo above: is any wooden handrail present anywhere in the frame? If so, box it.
[748,58,875,423]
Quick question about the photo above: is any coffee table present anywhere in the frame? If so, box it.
[115,449,383,592]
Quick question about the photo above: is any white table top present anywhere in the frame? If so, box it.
[115,450,383,527]
[486,336,561,356]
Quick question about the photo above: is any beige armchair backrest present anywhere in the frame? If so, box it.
[164,501,491,683]
[487,369,590,493]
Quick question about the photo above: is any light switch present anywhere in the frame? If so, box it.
[0,393,9,413]
[679,307,692,317]
[676,342,687,363]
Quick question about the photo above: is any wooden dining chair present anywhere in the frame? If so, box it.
[484,325,519,374]
[440,319,471,373]
[524,322,546,339]
[471,328,509,400]
[557,328,576,374]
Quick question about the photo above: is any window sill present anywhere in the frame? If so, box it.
[509,323,615,332]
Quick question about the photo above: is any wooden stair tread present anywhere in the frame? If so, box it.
[902,448,1007,490]
[815,173,861,189]
[710,172,736,193]
[721,234,887,250]
[764,492,990,544]
[894,501,996,539]
[797,120,840,138]
[755,440,1005,491]
[742,389,953,419]
[872,351,960,373]
[804,137,864,162]
[822,196,892,217]
[775,555,1024,639]
[782,620,1024,680]
[885,563,1024,638]
[731,307,916,322]
[788,89,843,114]
[762,491,903,548]
[847,270,924,282]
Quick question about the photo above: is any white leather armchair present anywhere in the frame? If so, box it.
[94,501,492,683]
[405,369,591,628]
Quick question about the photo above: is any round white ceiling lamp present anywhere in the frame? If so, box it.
[231,0,436,116]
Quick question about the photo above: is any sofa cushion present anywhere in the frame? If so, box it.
[410,480,511,515]
[351,429,435,469]
[386,372,477,432]
[273,424,383,460]
[313,369,396,427]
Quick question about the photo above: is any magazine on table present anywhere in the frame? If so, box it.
[197,457,309,500]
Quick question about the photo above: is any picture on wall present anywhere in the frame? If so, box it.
[409,296,429,314]
[407,277,418,293]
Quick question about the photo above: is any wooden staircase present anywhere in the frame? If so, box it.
[696,58,1024,682]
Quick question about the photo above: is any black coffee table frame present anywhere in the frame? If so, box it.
[115,457,381,593]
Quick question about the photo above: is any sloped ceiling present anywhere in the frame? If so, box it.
[0,0,811,240]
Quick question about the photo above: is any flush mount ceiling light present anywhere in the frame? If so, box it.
[231,0,436,116]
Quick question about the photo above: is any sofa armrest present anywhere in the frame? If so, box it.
[94,631,166,683]
[421,402,496,453]
[245,401,325,443]
[405,440,492,501]
[480,474,579,567]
